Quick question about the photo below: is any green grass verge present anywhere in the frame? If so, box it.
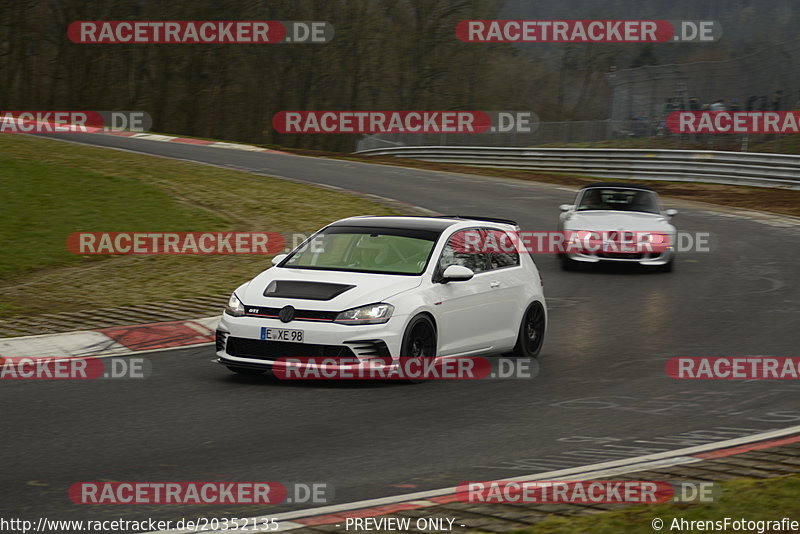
[0,153,226,279]
[0,135,400,317]
[488,474,799,534]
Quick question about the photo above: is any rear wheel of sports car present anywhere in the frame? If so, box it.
[512,302,545,358]
[226,365,265,375]
[401,315,437,383]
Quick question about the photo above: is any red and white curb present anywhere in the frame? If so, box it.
[7,114,288,155]
[105,130,288,154]
[144,425,800,534]
[0,317,218,360]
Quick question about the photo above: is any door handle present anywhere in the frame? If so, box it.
[490,281,500,288]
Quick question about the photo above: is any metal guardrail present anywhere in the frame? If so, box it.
[353,146,800,190]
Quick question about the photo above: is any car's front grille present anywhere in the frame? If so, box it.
[293,309,340,321]
[244,306,338,322]
[225,337,357,361]
[597,252,644,259]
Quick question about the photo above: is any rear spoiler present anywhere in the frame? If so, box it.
[441,215,520,230]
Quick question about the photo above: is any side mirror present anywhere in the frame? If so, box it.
[271,253,288,266]
[559,204,573,212]
[665,209,678,218]
[440,265,474,283]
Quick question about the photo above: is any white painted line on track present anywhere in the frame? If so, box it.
[131,133,178,142]
[143,425,800,534]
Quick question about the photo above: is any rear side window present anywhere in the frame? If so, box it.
[482,228,520,269]
[437,229,490,274]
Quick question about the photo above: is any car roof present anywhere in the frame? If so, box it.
[581,182,656,191]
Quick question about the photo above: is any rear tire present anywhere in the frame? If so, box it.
[512,302,546,358]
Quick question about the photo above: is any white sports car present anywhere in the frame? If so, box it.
[215,216,546,376]
[558,183,677,271]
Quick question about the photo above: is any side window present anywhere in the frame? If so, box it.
[483,228,520,269]
[437,229,490,275]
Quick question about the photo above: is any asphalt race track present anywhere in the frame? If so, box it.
[2,133,798,526]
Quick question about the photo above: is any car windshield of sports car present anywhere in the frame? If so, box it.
[576,188,661,214]
[282,228,437,275]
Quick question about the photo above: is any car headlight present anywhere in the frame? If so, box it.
[334,303,394,325]
[225,293,245,317]
[641,233,667,244]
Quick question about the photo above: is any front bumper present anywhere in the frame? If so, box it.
[216,313,405,370]
[565,246,674,266]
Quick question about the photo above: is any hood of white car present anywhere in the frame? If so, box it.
[564,211,675,233]
[238,267,422,311]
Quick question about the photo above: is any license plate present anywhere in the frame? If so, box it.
[261,327,304,343]
[602,241,636,253]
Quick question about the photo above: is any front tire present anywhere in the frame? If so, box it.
[400,314,437,383]
[401,314,437,358]
[512,302,546,358]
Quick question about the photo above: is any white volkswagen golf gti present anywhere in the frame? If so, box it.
[558,184,678,272]
[215,216,546,375]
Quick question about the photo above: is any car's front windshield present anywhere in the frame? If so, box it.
[576,188,661,214]
[281,226,438,275]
